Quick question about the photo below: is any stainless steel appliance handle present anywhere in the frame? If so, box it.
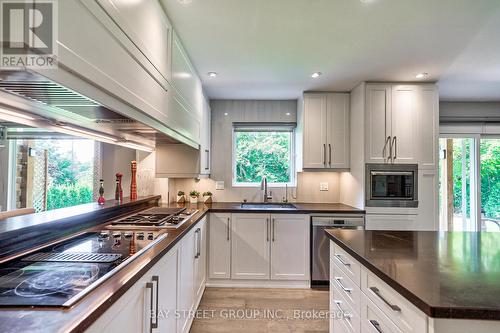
[323,144,327,166]
[370,171,413,176]
[146,281,155,333]
[152,276,159,329]
[272,218,275,242]
[328,143,332,166]
[369,287,401,312]
[205,149,210,170]
[227,217,230,241]
[266,218,269,242]
[334,253,351,267]
[334,300,353,319]
[392,136,397,160]
[370,320,383,333]
[334,276,353,293]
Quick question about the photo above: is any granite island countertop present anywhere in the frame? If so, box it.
[325,229,500,320]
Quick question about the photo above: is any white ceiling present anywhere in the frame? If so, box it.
[161,0,500,101]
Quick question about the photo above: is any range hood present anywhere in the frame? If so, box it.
[0,69,181,151]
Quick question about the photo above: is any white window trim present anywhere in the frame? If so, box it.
[231,126,297,188]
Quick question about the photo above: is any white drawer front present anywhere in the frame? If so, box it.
[361,270,427,333]
[331,242,362,287]
[360,294,402,333]
[331,259,362,315]
[332,278,361,333]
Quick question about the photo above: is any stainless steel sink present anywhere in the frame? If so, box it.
[240,203,297,210]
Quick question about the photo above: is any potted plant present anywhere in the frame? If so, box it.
[189,190,200,204]
[176,191,185,203]
[203,191,213,204]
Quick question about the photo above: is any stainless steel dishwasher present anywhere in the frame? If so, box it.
[311,214,365,286]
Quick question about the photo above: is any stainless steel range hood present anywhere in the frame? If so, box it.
[0,69,182,150]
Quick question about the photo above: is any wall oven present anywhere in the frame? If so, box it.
[365,164,418,208]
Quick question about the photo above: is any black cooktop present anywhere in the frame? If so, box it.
[0,230,163,307]
[111,207,186,226]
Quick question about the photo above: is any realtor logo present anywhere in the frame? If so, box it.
[0,0,57,68]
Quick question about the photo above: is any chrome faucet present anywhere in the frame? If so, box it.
[261,177,272,203]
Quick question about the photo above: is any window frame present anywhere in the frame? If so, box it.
[231,124,296,188]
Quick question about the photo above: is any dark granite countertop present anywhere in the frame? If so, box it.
[325,229,500,320]
[205,202,364,214]
[0,201,362,332]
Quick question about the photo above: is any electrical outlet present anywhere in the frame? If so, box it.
[215,181,225,190]
[320,182,329,191]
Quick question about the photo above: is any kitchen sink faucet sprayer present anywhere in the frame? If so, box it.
[261,177,272,203]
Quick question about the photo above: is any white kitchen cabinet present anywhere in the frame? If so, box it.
[194,217,207,304]
[95,0,172,82]
[365,214,418,231]
[270,214,310,280]
[231,214,271,280]
[302,93,350,169]
[200,96,212,175]
[86,245,180,333]
[365,84,438,166]
[178,229,196,333]
[208,213,231,279]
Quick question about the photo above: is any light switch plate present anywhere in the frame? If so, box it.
[215,181,225,190]
[320,182,329,191]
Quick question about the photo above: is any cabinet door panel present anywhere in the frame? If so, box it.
[178,229,195,333]
[208,213,231,279]
[327,93,350,169]
[303,94,328,168]
[200,96,211,175]
[365,85,391,163]
[157,247,179,333]
[270,214,309,280]
[391,86,418,163]
[194,218,207,303]
[365,214,418,231]
[231,214,270,280]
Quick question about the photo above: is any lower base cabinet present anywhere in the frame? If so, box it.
[86,218,207,333]
[86,245,180,333]
[208,213,310,285]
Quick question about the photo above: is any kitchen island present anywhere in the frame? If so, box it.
[325,229,500,333]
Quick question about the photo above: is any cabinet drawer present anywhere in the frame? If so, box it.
[331,241,362,287]
[331,259,362,314]
[361,270,427,333]
[332,278,361,333]
[360,294,402,333]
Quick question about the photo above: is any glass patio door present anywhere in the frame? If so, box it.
[480,138,500,231]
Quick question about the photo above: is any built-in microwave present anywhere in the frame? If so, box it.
[365,164,418,208]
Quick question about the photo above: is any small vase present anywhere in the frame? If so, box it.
[203,196,213,204]
[176,195,185,203]
[190,196,198,204]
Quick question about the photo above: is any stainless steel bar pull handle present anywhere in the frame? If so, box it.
[227,217,230,241]
[388,136,393,163]
[323,144,327,166]
[152,276,159,329]
[146,282,154,333]
[328,144,332,166]
[334,300,353,320]
[334,253,351,267]
[370,320,383,333]
[383,136,391,160]
[266,218,269,242]
[205,149,210,170]
[195,228,201,259]
[272,218,275,242]
[334,276,353,293]
[392,136,397,160]
[369,287,401,312]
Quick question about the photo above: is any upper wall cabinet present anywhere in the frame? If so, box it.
[365,84,438,168]
[200,95,211,175]
[300,93,350,169]
[96,0,173,82]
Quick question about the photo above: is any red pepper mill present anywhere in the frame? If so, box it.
[130,160,138,200]
[115,173,123,202]
[97,179,105,205]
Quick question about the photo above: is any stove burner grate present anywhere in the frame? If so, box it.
[22,252,122,263]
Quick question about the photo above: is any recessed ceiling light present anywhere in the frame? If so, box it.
[177,0,192,4]
[311,72,322,79]
[207,72,218,78]
[285,112,291,116]
[360,0,375,3]
[224,112,228,116]
[416,72,429,79]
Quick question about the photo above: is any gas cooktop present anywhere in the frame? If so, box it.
[110,207,198,228]
[0,230,167,307]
